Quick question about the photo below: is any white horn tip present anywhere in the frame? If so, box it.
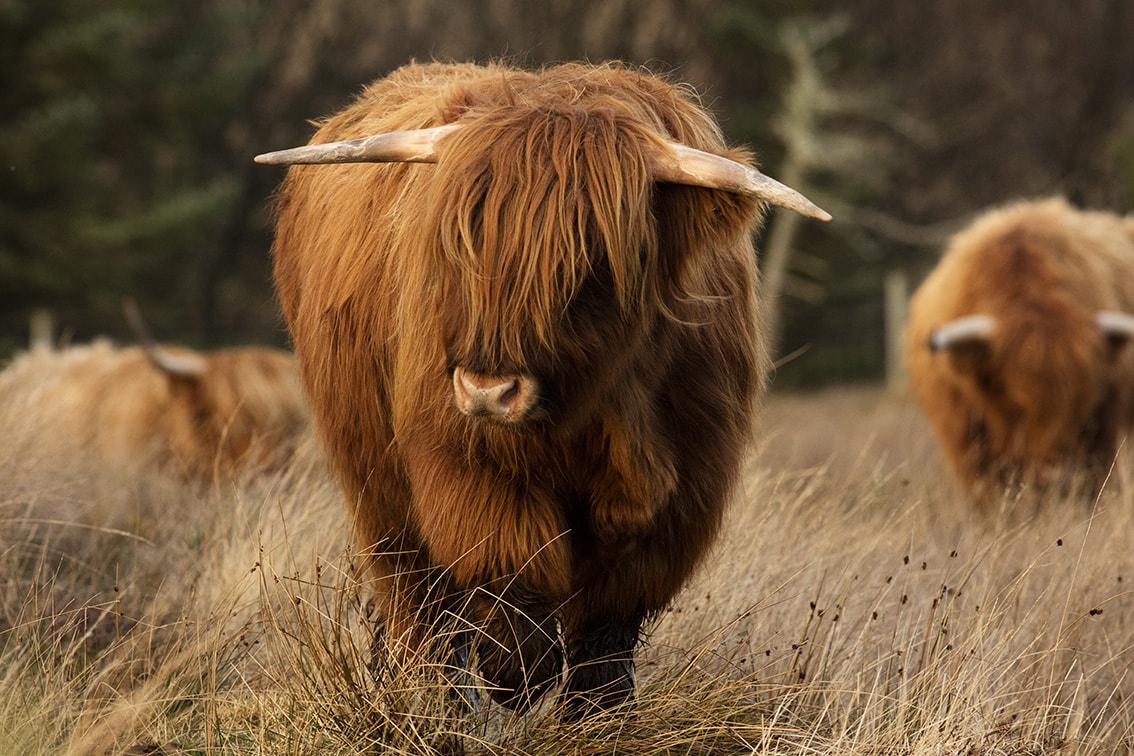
[254,150,296,165]
[805,205,833,222]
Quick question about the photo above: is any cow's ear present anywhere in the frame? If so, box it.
[941,339,994,387]
[653,183,764,259]
[1098,311,1134,357]
[928,314,995,382]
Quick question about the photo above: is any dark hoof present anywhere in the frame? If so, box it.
[447,631,482,715]
[477,629,564,710]
[559,656,635,721]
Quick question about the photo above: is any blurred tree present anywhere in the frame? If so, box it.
[4,0,1133,388]
[1110,108,1134,208]
[712,0,1134,387]
[709,2,911,385]
[850,0,1134,220]
[0,0,273,354]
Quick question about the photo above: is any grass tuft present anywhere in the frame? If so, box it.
[3,385,1134,753]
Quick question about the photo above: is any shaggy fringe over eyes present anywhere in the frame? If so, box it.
[425,106,658,366]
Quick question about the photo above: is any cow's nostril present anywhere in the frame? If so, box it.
[453,368,536,422]
[497,381,519,407]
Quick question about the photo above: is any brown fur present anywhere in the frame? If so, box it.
[906,197,1134,502]
[0,340,310,483]
[267,61,770,713]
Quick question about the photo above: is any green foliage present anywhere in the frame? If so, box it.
[0,0,273,354]
[3,0,1133,380]
[1109,106,1134,209]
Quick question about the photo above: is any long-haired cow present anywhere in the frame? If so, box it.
[0,329,309,484]
[906,197,1134,501]
[258,61,829,716]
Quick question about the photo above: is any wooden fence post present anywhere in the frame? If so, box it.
[29,309,54,349]
[884,269,908,392]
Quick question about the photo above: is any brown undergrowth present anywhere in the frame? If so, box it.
[2,385,1133,753]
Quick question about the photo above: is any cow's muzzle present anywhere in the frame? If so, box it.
[452,367,538,423]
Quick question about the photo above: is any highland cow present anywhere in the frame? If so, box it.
[906,197,1134,501]
[0,333,309,484]
[258,61,829,716]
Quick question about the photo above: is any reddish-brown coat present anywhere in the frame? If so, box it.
[906,197,1134,501]
[267,61,770,712]
[0,341,309,482]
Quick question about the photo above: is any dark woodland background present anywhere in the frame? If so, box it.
[4,0,1133,387]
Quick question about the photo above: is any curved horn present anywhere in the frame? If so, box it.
[254,125,460,166]
[1097,310,1134,341]
[255,124,831,221]
[928,314,996,352]
[652,142,831,221]
[122,299,206,378]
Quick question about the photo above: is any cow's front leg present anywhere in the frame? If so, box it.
[445,629,483,714]
[559,617,642,720]
[470,586,564,711]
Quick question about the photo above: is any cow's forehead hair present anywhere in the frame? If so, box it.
[415,105,663,366]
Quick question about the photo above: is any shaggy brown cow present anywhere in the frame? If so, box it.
[0,335,309,483]
[906,197,1134,501]
[258,60,829,716]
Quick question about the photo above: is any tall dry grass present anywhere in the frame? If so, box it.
[2,384,1133,754]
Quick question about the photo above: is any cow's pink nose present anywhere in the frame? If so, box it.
[452,368,537,422]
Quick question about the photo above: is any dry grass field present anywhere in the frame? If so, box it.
[3,384,1133,754]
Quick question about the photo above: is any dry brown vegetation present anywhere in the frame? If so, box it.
[2,384,1133,754]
